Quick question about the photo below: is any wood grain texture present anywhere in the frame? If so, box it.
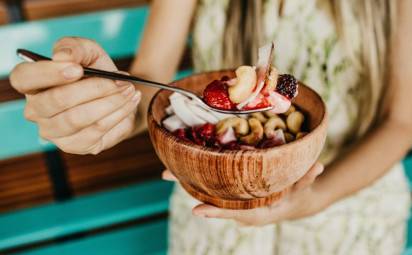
[148,70,328,209]
[23,0,148,20]
[0,2,8,24]
[64,132,164,196]
[0,153,54,213]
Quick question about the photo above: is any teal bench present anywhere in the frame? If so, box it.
[0,4,411,255]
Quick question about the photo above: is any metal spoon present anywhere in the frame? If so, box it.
[17,49,273,114]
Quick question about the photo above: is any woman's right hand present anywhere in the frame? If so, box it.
[10,37,141,155]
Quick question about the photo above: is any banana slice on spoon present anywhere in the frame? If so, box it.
[236,42,275,109]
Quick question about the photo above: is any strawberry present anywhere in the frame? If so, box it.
[242,95,271,110]
[203,80,235,110]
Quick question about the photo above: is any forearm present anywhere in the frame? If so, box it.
[129,0,197,135]
[316,120,412,205]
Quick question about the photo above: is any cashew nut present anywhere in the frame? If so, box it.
[216,117,249,136]
[286,111,305,134]
[264,117,287,139]
[296,132,308,139]
[284,132,295,143]
[284,105,296,116]
[240,118,264,145]
[251,112,268,123]
[263,111,278,118]
[228,66,257,104]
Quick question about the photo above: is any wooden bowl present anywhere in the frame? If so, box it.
[148,70,328,209]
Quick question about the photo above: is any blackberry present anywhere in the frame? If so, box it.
[276,74,298,99]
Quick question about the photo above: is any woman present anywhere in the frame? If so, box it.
[9,0,412,254]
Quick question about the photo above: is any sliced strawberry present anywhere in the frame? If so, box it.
[243,94,271,110]
[203,80,235,110]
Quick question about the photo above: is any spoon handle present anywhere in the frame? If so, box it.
[16,49,195,96]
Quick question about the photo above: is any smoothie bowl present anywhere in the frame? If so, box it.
[147,70,327,209]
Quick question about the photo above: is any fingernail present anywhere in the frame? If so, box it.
[58,48,72,56]
[115,80,131,87]
[121,86,134,96]
[54,48,72,61]
[62,65,82,79]
[132,91,141,103]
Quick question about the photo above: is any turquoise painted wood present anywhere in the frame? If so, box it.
[17,219,168,255]
[0,180,174,251]
[0,7,149,78]
[404,155,412,188]
[404,155,412,255]
[0,100,55,159]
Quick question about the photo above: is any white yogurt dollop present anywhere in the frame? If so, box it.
[162,93,235,132]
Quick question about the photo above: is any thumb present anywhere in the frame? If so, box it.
[293,162,324,192]
[52,37,117,71]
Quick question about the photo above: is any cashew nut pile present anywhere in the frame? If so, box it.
[216,104,308,147]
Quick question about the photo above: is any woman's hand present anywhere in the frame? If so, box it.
[162,162,329,226]
[10,37,141,155]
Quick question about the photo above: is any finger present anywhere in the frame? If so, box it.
[92,113,137,154]
[39,86,138,138]
[192,204,232,218]
[52,94,140,154]
[52,37,117,71]
[193,204,274,226]
[192,204,249,220]
[10,61,83,94]
[28,77,133,117]
[293,162,324,192]
[161,170,178,181]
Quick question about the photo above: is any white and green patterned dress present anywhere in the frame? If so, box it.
[169,0,411,254]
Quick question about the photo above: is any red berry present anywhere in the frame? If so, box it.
[258,137,286,148]
[173,128,189,141]
[222,141,241,150]
[203,80,235,110]
[276,74,298,99]
[197,123,215,142]
[188,127,204,146]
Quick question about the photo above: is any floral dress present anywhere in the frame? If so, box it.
[169,0,411,254]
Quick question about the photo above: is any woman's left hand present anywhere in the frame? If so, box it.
[162,162,329,226]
